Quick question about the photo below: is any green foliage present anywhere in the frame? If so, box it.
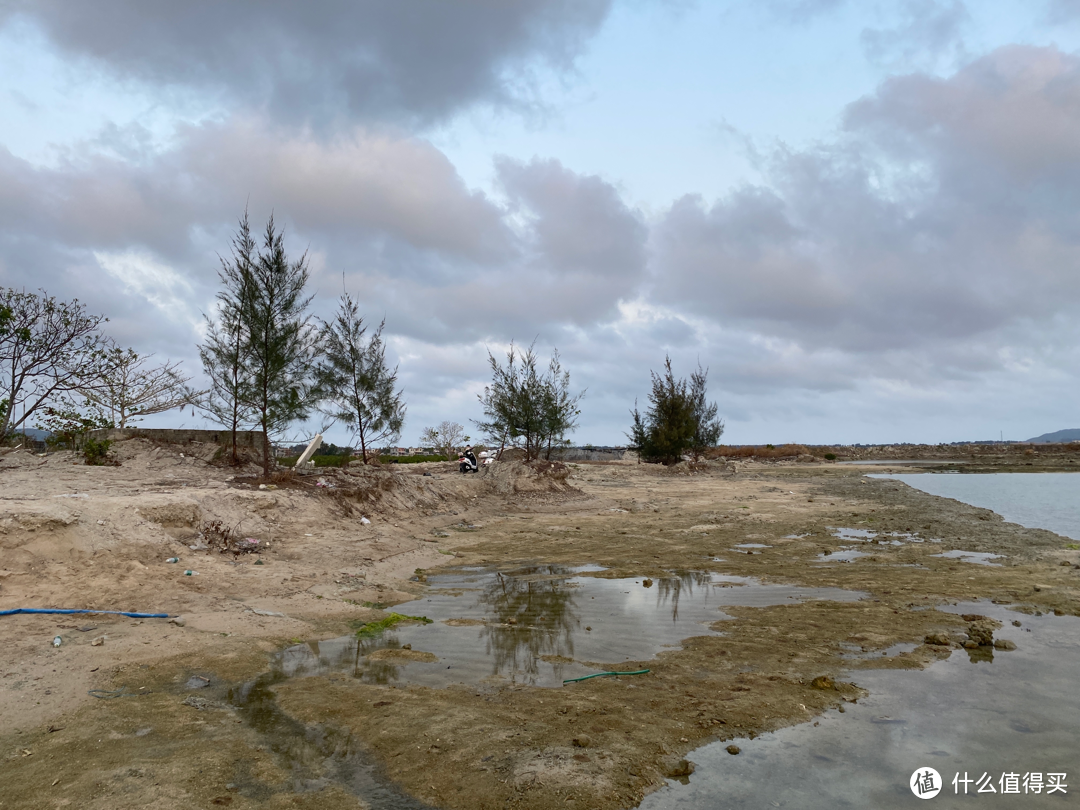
[317,291,405,464]
[824,452,837,461]
[353,613,432,638]
[628,356,724,465]
[378,454,445,464]
[81,436,113,466]
[36,405,113,450]
[474,342,584,461]
[0,288,109,443]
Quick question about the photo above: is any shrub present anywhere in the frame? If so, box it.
[82,437,112,466]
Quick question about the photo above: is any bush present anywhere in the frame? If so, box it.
[824,452,837,461]
[82,437,112,465]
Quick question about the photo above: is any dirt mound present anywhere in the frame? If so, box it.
[483,459,579,496]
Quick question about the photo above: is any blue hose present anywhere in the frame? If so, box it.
[0,608,170,618]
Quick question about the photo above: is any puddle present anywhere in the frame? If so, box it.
[932,550,1004,567]
[831,528,878,542]
[639,603,1079,809]
[840,641,920,660]
[816,548,869,563]
[274,566,867,689]
[734,543,772,549]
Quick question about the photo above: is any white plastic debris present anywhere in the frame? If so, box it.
[360,517,371,525]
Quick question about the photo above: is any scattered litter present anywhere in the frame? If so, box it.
[165,557,180,564]
[254,559,264,565]
[53,493,89,499]
[90,636,105,646]
[183,570,199,576]
[185,675,211,689]
[52,636,62,647]
[88,687,149,699]
[360,517,371,525]
[0,607,169,619]
[258,484,278,491]
[563,669,650,684]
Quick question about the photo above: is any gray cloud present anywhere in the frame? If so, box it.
[652,45,1080,377]
[1,0,613,128]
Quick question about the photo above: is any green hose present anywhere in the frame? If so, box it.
[562,669,650,684]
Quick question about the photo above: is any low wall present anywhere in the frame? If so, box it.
[88,428,264,448]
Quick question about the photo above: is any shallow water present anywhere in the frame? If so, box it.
[640,604,1079,808]
[276,566,865,689]
[932,549,1004,566]
[875,472,1080,541]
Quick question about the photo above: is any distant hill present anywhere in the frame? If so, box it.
[1027,428,1080,443]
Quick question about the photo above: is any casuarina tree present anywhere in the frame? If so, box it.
[317,290,406,464]
[199,211,258,463]
[242,215,321,476]
[628,356,723,464]
[475,341,583,461]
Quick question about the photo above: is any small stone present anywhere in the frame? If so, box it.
[585,626,592,632]
[810,675,834,690]
[402,643,412,650]
[90,636,104,647]
[664,759,695,778]
[725,745,741,755]
[170,617,186,627]
[837,705,845,713]
[572,735,591,748]
[967,621,995,646]
[506,618,517,625]
[1012,620,1021,627]
[994,639,1017,651]
[963,640,979,649]
[1061,560,1072,566]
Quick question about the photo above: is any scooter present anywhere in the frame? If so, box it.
[459,453,478,473]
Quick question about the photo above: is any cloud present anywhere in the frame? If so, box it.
[651,45,1080,383]
[860,0,970,70]
[1,0,614,128]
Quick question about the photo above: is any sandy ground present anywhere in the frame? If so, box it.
[1,440,1078,809]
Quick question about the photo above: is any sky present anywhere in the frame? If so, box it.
[3,0,1080,447]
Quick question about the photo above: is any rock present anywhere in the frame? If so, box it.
[572,735,591,748]
[994,639,1017,651]
[664,758,695,778]
[402,643,412,650]
[923,632,951,646]
[960,614,987,622]
[963,640,979,649]
[810,675,835,690]
[506,618,517,625]
[725,745,741,755]
[967,621,995,646]
[1012,620,1021,627]
[642,579,653,588]
[170,617,186,627]
[90,636,104,646]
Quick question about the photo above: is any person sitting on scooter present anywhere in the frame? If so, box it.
[463,446,477,469]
